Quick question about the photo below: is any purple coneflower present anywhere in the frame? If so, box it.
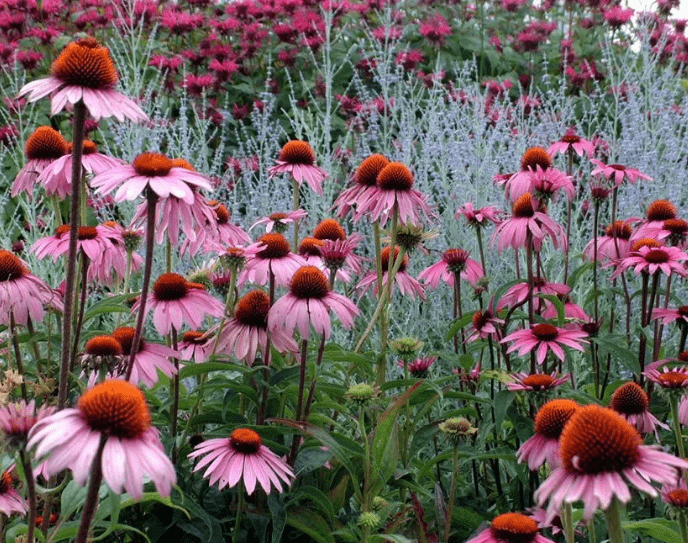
[18,38,147,122]
[506,372,569,392]
[466,512,556,543]
[111,327,178,388]
[455,202,502,227]
[611,381,668,436]
[11,126,68,197]
[497,277,570,312]
[582,220,634,262]
[502,323,588,366]
[0,399,56,447]
[466,308,504,343]
[189,428,295,494]
[611,242,688,279]
[357,246,426,300]
[251,209,308,234]
[591,158,653,187]
[334,154,390,218]
[179,331,213,363]
[548,128,595,158]
[239,233,306,288]
[418,248,484,288]
[0,470,26,516]
[397,356,436,378]
[268,140,328,195]
[28,379,176,499]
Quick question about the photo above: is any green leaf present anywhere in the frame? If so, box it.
[286,506,335,543]
[179,361,232,378]
[83,293,137,321]
[293,485,335,521]
[371,535,416,543]
[447,313,474,340]
[268,494,287,543]
[622,518,682,543]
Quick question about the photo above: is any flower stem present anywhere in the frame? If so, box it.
[288,339,309,465]
[443,446,460,543]
[9,312,27,400]
[670,394,686,459]
[679,513,688,543]
[171,327,180,463]
[603,499,626,543]
[57,99,87,410]
[19,450,36,543]
[70,256,90,370]
[74,434,107,543]
[562,502,575,543]
[211,263,238,356]
[125,188,157,381]
[292,178,300,251]
[232,482,245,543]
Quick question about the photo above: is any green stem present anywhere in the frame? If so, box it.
[232,483,245,543]
[292,178,300,251]
[443,446,460,542]
[679,513,688,543]
[211,264,238,356]
[671,394,686,459]
[603,499,626,543]
[562,502,575,543]
[9,312,28,400]
[19,451,36,543]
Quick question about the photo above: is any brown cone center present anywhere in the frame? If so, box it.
[78,380,151,439]
[51,38,118,89]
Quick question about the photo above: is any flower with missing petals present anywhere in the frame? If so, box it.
[18,38,147,122]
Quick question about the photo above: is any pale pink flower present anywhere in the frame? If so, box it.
[661,478,688,509]
[357,246,425,300]
[517,399,579,470]
[267,141,328,195]
[506,372,569,392]
[204,201,251,247]
[36,139,123,199]
[535,405,688,520]
[652,306,688,325]
[632,200,679,241]
[239,233,307,288]
[179,331,213,363]
[590,159,653,187]
[28,380,176,499]
[298,238,353,283]
[491,193,566,252]
[334,154,390,218]
[502,323,588,365]
[679,395,688,426]
[644,366,688,389]
[94,222,143,285]
[31,224,119,264]
[611,244,688,279]
[133,273,225,336]
[250,209,307,233]
[0,399,56,446]
[611,381,668,437]
[316,235,363,277]
[548,128,595,158]
[11,126,68,198]
[503,147,568,202]
[189,428,294,494]
[418,248,484,288]
[111,327,178,389]
[497,278,570,312]
[530,167,575,202]
[582,220,634,262]
[0,250,60,325]
[466,512,556,543]
[353,162,433,226]
[268,266,359,339]
[215,290,298,365]
[0,470,27,516]
[17,38,147,122]
[92,152,212,204]
[455,202,502,227]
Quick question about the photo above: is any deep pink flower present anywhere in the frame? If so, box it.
[239,233,307,288]
[267,141,328,195]
[189,428,294,494]
[418,248,484,288]
[0,250,59,325]
[398,356,436,378]
[269,266,359,339]
[353,162,433,226]
[502,323,588,365]
[0,470,26,516]
[133,273,225,336]
[334,154,390,218]
[611,243,688,279]
[250,209,307,234]
[10,126,68,198]
[631,199,679,241]
[316,235,363,277]
[215,290,298,365]
[517,399,579,470]
[28,380,176,499]
[591,159,653,187]
[548,128,595,158]
[94,222,143,285]
[491,193,566,252]
[466,512,556,543]
[18,38,147,122]
[497,278,570,312]
[536,405,688,520]
[92,152,212,204]
[611,381,668,436]
[111,327,178,388]
[467,308,504,343]
[455,202,502,227]
[582,220,634,262]
[652,306,688,325]
[604,6,634,27]
[506,372,569,392]
[541,294,590,323]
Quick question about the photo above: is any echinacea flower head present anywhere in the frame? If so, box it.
[590,159,653,187]
[517,399,579,470]
[397,356,436,378]
[612,243,688,279]
[18,38,147,122]
[491,193,566,252]
[506,372,569,392]
[239,233,306,288]
[0,400,56,447]
[548,128,595,158]
[633,199,680,241]
[189,428,294,494]
[582,220,634,262]
[269,265,359,339]
[312,219,346,241]
[28,379,176,499]
[11,126,69,197]
[92,151,212,204]
[418,248,484,288]
[502,147,553,202]
[466,512,556,543]
[644,366,688,390]
[216,290,298,365]
[334,154,390,218]
[111,326,178,388]
[250,209,307,234]
[133,273,225,336]
[467,308,504,342]
[0,249,58,325]
[267,140,328,195]
[81,335,123,379]
[455,202,502,227]
[345,383,380,404]
[497,277,570,312]
[502,323,588,365]
[611,381,668,436]
[317,236,362,276]
[652,306,688,326]
[354,162,433,226]
[438,417,477,444]
[535,405,688,520]
[662,479,688,513]
[357,246,425,300]
[0,470,27,516]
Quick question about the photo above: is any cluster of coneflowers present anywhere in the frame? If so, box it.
[5,34,688,543]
